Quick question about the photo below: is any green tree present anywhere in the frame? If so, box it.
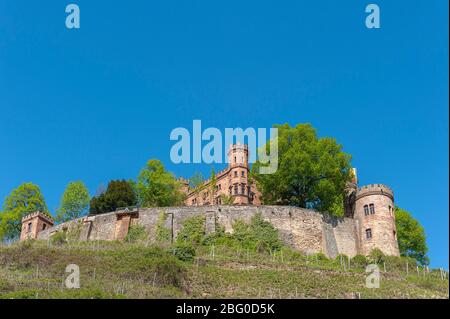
[0,183,48,240]
[252,123,352,215]
[395,206,429,265]
[209,167,217,204]
[89,180,137,215]
[189,172,204,189]
[55,181,90,223]
[137,159,186,207]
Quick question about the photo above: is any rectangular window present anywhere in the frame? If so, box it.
[369,203,375,214]
[241,185,245,194]
[364,205,369,216]
[366,228,372,239]
[234,184,238,195]
[241,171,245,177]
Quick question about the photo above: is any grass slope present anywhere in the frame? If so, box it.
[0,240,448,299]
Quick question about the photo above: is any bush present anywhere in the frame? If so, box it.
[176,216,205,245]
[169,242,196,262]
[250,214,282,252]
[232,220,252,243]
[204,233,240,249]
[201,231,225,246]
[369,248,385,264]
[231,214,283,253]
[172,213,283,255]
[125,224,148,243]
[50,231,67,245]
[311,253,328,262]
[351,254,369,268]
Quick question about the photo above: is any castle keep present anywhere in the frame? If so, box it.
[20,144,400,258]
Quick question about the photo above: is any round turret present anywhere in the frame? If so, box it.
[227,143,248,168]
[227,143,250,204]
[354,184,399,256]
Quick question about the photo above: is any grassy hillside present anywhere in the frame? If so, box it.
[0,240,448,299]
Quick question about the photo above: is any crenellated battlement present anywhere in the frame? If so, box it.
[356,183,394,200]
[21,211,54,224]
[227,142,248,153]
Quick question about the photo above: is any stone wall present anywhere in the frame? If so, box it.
[37,205,360,258]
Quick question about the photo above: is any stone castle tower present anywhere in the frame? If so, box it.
[183,143,261,206]
[227,142,248,168]
[20,211,54,241]
[343,169,399,256]
[227,143,250,205]
[353,184,400,256]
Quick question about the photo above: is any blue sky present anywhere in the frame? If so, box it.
[0,1,448,268]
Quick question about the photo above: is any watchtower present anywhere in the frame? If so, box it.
[20,211,54,241]
[354,184,400,256]
[227,143,250,204]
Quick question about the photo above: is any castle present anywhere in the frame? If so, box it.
[180,144,261,206]
[19,144,400,258]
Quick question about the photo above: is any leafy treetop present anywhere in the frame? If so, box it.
[0,182,48,240]
[252,123,352,215]
[56,181,90,223]
[136,159,186,207]
[395,206,429,266]
[89,180,137,215]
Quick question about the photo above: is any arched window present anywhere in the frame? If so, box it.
[365,228,372,239]
[27,222,32,233]
[364,205,369,216]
